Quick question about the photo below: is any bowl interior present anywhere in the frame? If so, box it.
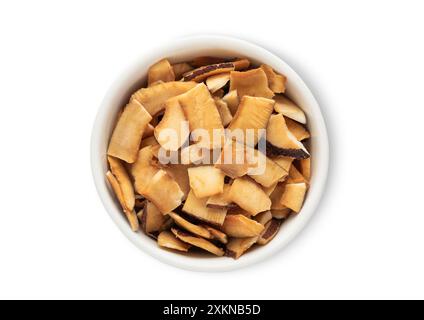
[91,36,329,272]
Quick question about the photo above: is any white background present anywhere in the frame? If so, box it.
[1,0,423,300]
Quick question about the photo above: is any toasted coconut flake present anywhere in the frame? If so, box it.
[229,178,271,216]
[188,166,225,198]
[178,83,225,149]
[266,114,310,159]
[287,165,308,184]
[228,96,275,146]
[299,158,311,181]
[132,81,196,116]
[206,184,233,209]
[271,156,294,172]
[280,182,307,213]
[214,140,251,179]
[148,59,175,86]
[106,171,139,231]
[162,164,190,200]
[221,214,264,238]
[182,190,227,226]
[202,225,228,244]
[214,98,233,127]
[271,208,292,219]
[248,150,288,188]
[169,212,212,239]
[136,169,184,214]
[107,156,135,212]
[285,117,311,141]
[260,64,287,93]
[206,73,230,93]
[270,183,287,210]
[222,90,240,116]
[274,95,306,124]
[257,219,281,245]
[254,211,273,226]
[172,62,193,80]
[141,201,166,234]
[107,100,152,163]
[263,182,278,196]
[229,68,274,99]
[154,97,189,151]
[171,228,224,256]
[130,146,155,176]
[158,231,191,252]
[226,237,258,259]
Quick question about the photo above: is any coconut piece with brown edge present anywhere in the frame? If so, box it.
[228,95,274,146]
[229,177,271,216]
[148,59,175,86]
[221,214,264,238]
[270,183,287,210]
[280,182,307,213]
[257,219,282,245]
[178,83,225,149]
[254,210,273,226]
[260,64,287,93]
[168,212,212,239]
[287,165,308,184]
[248,150,288,188]
[171,228,224,256]
[162,164,190,200]
[285,117,311,141]
[106,171,139,232]
[132,81,196,116]
[225,236,258,259]
[229,68,274,99]
[188,166,225,198]
[183,59,250,82]
[266,114,310,159]
[135,169,184,214]
[154,97,189,151]
[182,190,227,226]
[107,100,152,163]
[274,95,306,124]
[157,230,191,252]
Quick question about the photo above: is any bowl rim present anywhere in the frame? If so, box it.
[91,35,329,272]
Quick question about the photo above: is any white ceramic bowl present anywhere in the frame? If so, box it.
[91,35,329,272]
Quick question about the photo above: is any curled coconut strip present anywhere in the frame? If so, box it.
[108,156,135,212]
[171,228,224,256]
[169,212,212,239]
[226,237,258,259]
[106,171,139,232]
